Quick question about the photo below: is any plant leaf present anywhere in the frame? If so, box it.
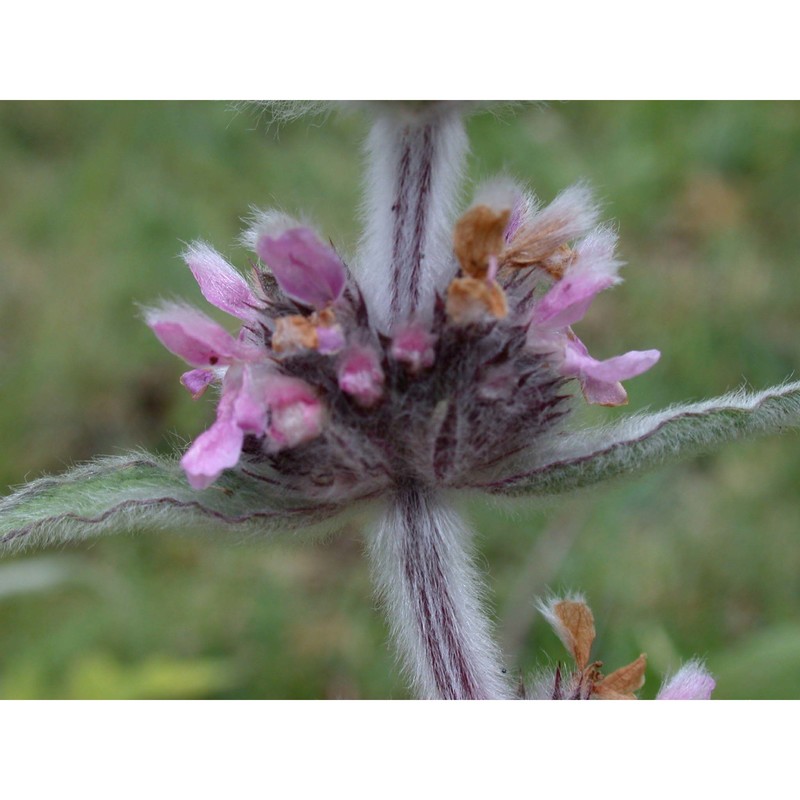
[0,453,344,551]
[469,381,800,496]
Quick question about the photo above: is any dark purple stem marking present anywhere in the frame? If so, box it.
[396,482,487,700]
[389,124,434,324]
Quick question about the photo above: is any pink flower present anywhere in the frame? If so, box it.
[528,228,659,406]
[256,227,346,310]
[337,345,385,407]
[264,376,325,449]
[561,337,661,407]
[181,364,268,490]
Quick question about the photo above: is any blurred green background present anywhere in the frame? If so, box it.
[1,101,799,699]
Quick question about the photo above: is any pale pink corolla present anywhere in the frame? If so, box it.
[264,376,325,449]
[180,368,216,398]
[144,303,261,367]
[528,229,659,406]
[656,661,716,700]
[180,366,322,488]
[390,324,437,373]
[256,227,347,310]
[181,364,267,490]
[561,337,661,406]
[337,345,385,407]
[531,228,621,329]
[182,242,262,321]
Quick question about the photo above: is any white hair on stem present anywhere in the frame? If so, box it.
[368,483,512,699]
[355,104,469,331]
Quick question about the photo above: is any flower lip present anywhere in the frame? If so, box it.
[562,337,661,406]
[256,227,347,310]
[144,303,262,367]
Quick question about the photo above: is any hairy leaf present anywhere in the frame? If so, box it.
[0,453,344,551]
[469,381,800,496]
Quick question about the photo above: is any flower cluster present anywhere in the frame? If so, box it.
[146,182,659,494]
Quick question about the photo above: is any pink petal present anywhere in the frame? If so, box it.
[145,303,260,367]
[337,345,385,407]
[183,242,262,321]
[270,402,324,449]
[263,376,325,449]
[256,227,346,310]
[390,324,436,372]
[180,364,269,489]
[533,271,617,329]
[181,419,244,490]
[561,338,660,407]
[531,228,621,329]
[657,662,716,700]
[180,368,217,398]
[580,375,629,407]
[232,365,269,434]
[181,366,248,488]
[563,340,661,383]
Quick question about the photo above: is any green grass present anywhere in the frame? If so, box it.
[1,101,799,698]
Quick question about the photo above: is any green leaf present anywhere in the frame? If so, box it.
[0,453,343,551]
[471,381,800,496]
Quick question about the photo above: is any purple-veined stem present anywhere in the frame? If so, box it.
[356,104,468,332]
[368,482,512,699]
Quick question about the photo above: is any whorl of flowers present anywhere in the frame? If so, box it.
[145,180,659,497]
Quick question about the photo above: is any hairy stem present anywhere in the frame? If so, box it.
[368,482,511,699]
[357,104,468,331]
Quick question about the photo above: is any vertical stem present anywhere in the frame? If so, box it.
[356,104,468,331]
[368,483,512,699]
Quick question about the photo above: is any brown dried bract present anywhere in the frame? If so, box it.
[271,315,319,354]
[540,595,650,700]
[502,225,576,279]
[453,205,511,279]
[592,654,647,700]
[446,277,508,325]
[552,599,596,671]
